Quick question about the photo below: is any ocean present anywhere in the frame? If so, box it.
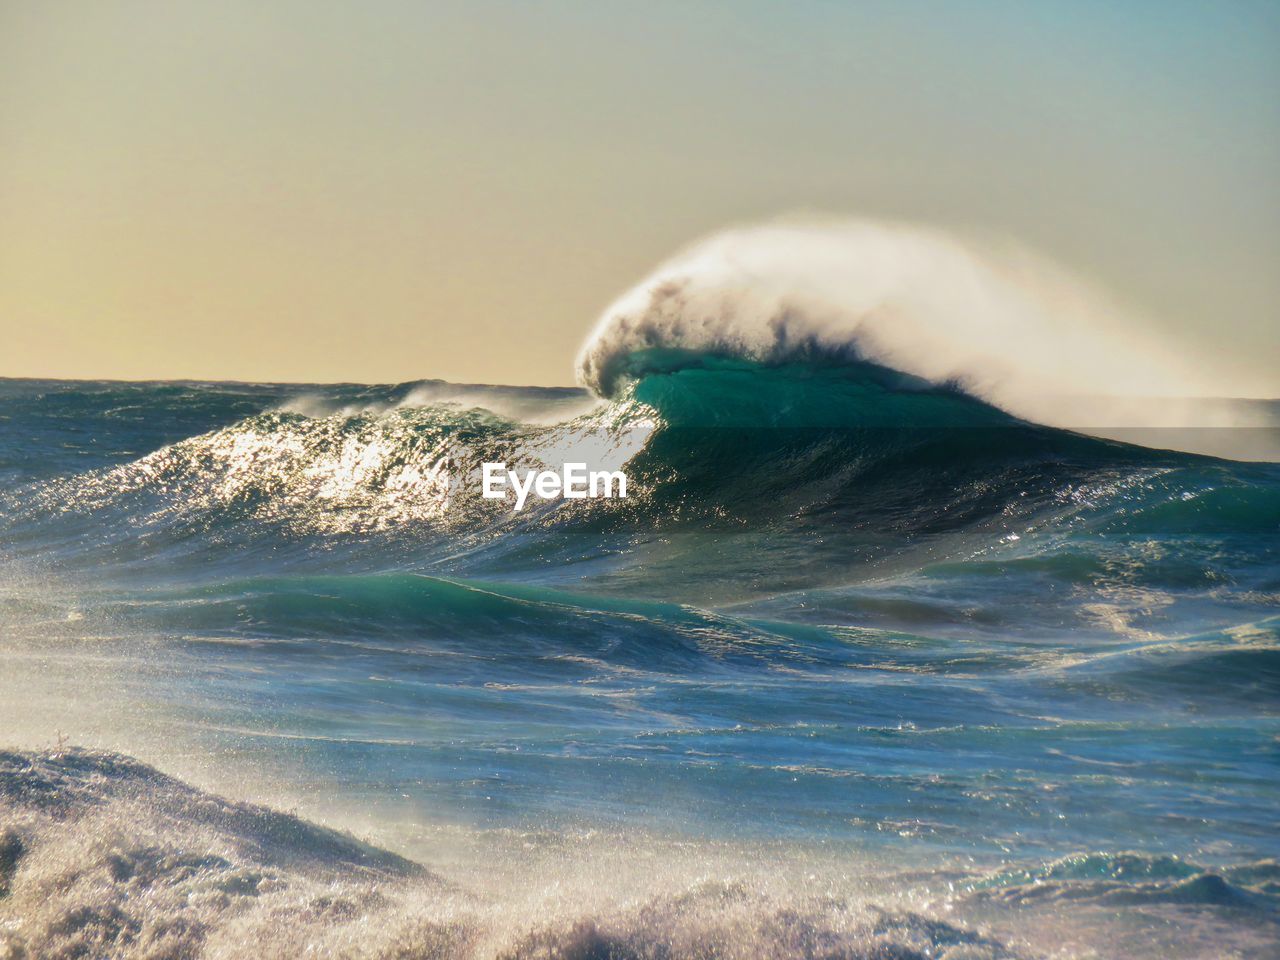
[1,354,1278,957]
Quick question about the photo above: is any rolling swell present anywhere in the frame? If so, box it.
[5,357,1262,576]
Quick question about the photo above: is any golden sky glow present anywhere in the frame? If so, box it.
[1,1,1277,390]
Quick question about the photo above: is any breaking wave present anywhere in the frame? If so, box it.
[576,219,1275,457]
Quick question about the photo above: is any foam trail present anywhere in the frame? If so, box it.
[576,219,1271,456]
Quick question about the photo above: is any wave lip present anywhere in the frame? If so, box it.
[575,220,1178,402]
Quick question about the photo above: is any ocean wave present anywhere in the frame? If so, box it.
[575,219,1275,460]
[2,362,1274,614]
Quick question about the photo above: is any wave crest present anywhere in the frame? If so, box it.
[574,219,1262,449]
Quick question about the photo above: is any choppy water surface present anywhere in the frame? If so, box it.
[1,365,1277,958]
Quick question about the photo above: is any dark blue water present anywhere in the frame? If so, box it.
[1,366,1278,955]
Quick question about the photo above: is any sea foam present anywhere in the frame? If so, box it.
[0,749,1028,959]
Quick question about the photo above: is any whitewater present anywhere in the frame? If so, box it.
[1,220,1277,958]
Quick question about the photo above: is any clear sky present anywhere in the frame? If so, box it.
[1,0,1277,390]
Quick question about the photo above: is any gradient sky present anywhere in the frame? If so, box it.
[1,0,1277,390]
